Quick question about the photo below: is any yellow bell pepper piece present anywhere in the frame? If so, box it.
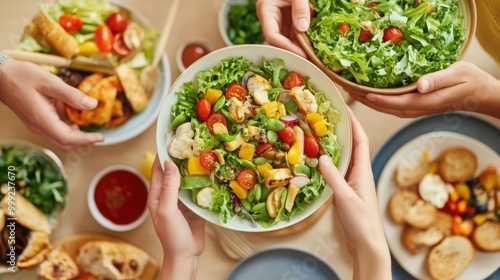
[238,142,255,161]
[306,113,328,137]
[79,41,101,56]
[473,213,489,226]
[455,183,470,200]
[262,101,285,119]
[187,157,210,176]
[229,180,248,199]
[204,88,223,105]
[287,142,302,165]
[257,162,273,176]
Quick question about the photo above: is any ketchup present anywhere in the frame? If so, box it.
[94,170,147,225]
[181,43,210,68]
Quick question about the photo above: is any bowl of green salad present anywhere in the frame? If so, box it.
[296,0,477,95]
[218,0,266,46]
[156,44,352,232]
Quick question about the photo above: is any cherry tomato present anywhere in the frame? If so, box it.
[206,113,228,134]
[95,25,113,52]
[283,72,304,90]
[367,2,384,16]
[338,23,350,35]
[59,15,82,34]
[383,26,403,43]
[225,83,248,101]
[304,136,320,157]
[256,143,274,156]
[199,150,219,170]
[106,13,128,34]
[112,33,132,57]
[277,126,295,144]
[359,29,372,42]
[196,98,212,122]
[237,169,257,190]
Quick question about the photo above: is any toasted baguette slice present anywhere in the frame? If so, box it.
[401,225,444,254]
[395,157,430,189]
[38,245,79,280]
[0,193,51,234]
[404,200,437,229]
[471,221,500,251]
[434,212,453,237]
[427,235,474,280]
[32,11,79,58]
[388,190,419,224]
[438,147,477,183]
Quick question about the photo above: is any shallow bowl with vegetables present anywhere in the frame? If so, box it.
[295,0,476,95]
[156,45,352,232]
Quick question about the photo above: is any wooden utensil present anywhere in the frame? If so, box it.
[140,0,180,97]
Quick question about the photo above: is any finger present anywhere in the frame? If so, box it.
[319,155,356,203]
[157,160,182,214]
[38,75,98,110]
[417,63,467,93]
[148,156,164,217]
[291,0,311,31]
[349,93,425,118]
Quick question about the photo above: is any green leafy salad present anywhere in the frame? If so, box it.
[307,0,466,88]
[0,146,67,215]
[167,57,342,228]
[226,0,265,45]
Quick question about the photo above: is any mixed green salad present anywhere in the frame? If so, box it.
[0,146,67,215]
[226,0,265,45]
[167,57,342,228]
[307,0,466,88]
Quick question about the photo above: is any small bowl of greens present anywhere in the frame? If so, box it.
[156,45,352,232]
[218,0,266,46]
[296,0,477,95]
[0,140,68,226]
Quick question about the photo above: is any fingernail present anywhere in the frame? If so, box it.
[419,79,430,92]
[297,18,309,31]
[88,133,104,142]
[164,161,174,175]
[366,94,376,102]
[82,96,97,109]
[319,155,331,168]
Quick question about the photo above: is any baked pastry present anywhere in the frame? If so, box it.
[0,192,51,234]
[32,11,80,58]
[438,147,477,183]
[17,231,52,268]
[76,241,149,279]
[427,235,474,280]
[471,221,500,252]
[38,245,79,280]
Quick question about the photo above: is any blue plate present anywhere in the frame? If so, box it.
[226,246,340,280]
[371,112,500,280]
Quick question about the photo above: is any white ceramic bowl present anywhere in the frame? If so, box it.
[88,165,149,231]
[218,0,265,46]
[156,44,352,232]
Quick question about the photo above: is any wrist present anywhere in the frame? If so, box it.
[0,53,10,71]
[161,256,199,280]
[350,237,391,280]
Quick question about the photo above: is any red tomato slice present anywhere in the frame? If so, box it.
[196,98,212,122]
[283,72,304,90]
[95,25,113,52]
[359,29,372,42]
[338,23,350,35]
[367,2,384,16]
[237,169,257,190]
[256,143,274,156]
[112,33,131,57]
[59,15,82,34]
[277,126,295,144]
[206,113,228,134]
[304,136,320,157]
[225,83,248,101]
[106,13,128,34]
[383,26,403,43]
[199,150,219,170]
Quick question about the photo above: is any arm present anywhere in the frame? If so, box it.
[0,55,104,149]
[148,158,205,280]
[257,0,311,57]
[319,108,391,280]
[349,61,500,119]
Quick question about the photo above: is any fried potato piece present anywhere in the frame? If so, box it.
[32,11,79,58]
[81,77,118,125]
[78,73,106,94]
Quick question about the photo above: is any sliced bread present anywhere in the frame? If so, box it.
[388,190,419,224]
[471,221,500,252]
[427,235,474,280]
[438,147,477,183]
[395,157,430,189]
[404,200,437,229]
[401,225,444,254]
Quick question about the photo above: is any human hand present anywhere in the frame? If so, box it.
[148,157,205,280]
[349,61,500,119]
[257,0,311,57]
[319,108,391,279]
[0,59,104,149]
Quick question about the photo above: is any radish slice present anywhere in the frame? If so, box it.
[280,115,297,126]
[290,175,311,188]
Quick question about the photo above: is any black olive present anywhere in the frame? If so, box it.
[466,177,479,187]
[475,203,488,214]
[461,212,475,219]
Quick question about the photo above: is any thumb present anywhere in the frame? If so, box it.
[319,155,353,201]
[416,63,464,93]
[291,0,311,32]
[158,160,182,214]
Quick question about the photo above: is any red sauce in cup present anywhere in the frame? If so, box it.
[181,43,210,68]
[94,170,147,225]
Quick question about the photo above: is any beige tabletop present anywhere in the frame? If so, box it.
[1,0,499,279]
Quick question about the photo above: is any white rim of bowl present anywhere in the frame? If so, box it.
[87,165,149,232]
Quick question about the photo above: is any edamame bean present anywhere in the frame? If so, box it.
[239,159,256,169]
[212,95,226,112]
[241,198,252,210]
[247,187,256,203]
[254,184,262,201]
[253,157,268,166]
[267,130,278,143]
[217,134,235,142]
[261,185,272,200]
[265,119,285,131]
[171,114,187,130]
[251,202,266,212]
[221,109,235,123]
[293,164,311,177]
